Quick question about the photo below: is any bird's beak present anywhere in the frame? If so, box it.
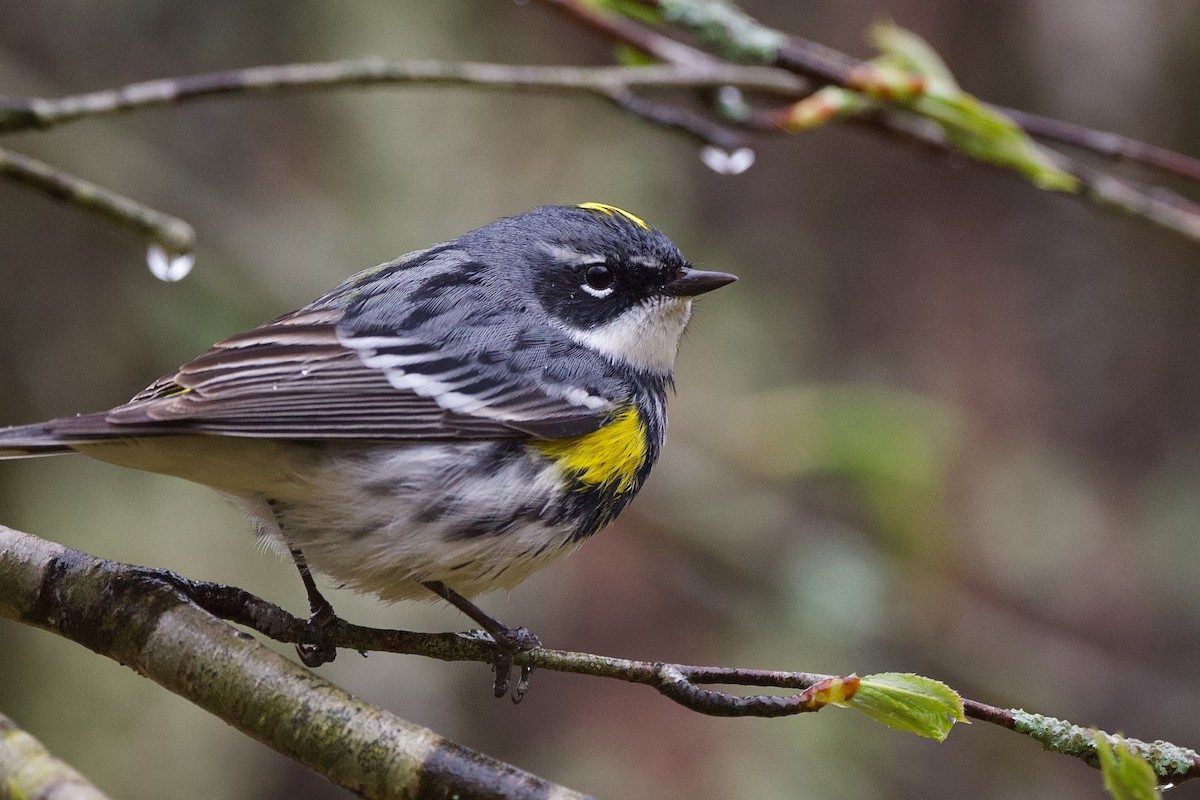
[664,267,738,297]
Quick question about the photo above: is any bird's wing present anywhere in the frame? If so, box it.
[61,305,618,441]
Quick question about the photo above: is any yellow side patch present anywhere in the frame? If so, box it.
[577,202,651,231]
[533,406,647,493]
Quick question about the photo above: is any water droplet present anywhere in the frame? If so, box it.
[700,145,755,175]
[147,244,195,282]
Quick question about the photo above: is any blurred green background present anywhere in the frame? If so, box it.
[3,3,1200,798]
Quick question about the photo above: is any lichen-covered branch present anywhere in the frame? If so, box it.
[3,524,1198,787]
[0,526,590,800]
[0,711,112,800]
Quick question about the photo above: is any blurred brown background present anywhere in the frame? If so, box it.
[3,3,1200,798]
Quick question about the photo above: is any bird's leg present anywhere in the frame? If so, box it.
[289,546,338,667]
[422,580,540,701]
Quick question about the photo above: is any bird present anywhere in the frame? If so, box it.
[0,203,736,691]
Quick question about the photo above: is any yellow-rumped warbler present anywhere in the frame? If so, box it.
[0,203,734,680]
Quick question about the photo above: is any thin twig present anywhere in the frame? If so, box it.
[0,59,803,134]
[842,108,1200,241]
[774,34,1200,183]
[546,0,1200,243]
[540,0,720,68]
[0,58,800,254]
[664,2,1200,185]
[129,561,1200,782]
[994,105,1200,181]
[601,86,746,150]
[0,145,195,254]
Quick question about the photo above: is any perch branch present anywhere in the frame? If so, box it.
[3,524,1198,785]
[0,526,590,800]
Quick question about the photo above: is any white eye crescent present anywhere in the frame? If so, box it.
[581,283,614,298]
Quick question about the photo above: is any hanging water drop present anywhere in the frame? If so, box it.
[147,244,195,282]
[700,145,755,176]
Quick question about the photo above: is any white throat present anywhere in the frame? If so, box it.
[560,297,693,373]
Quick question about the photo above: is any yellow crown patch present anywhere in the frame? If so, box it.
[576,202,650,231]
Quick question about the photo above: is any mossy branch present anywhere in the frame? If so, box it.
[0,711,112,800]
[2,524,1197,796]
[0,525,590,800]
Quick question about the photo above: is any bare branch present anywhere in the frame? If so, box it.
[0,145,195,255]
[0,59,800,255]
[601,86,747,150]
[0,59,803,134]
[994,105,1200,182]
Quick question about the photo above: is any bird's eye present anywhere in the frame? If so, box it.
[584,263,614,290]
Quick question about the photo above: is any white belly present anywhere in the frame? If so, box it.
[235,440,583,602]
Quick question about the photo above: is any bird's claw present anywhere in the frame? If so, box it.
[488,626,541,701]
[295,601,338,667]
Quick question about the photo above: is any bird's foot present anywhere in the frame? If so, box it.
[295,594,338,668]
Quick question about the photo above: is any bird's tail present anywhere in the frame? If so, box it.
[0,416,117,458]
[0,422,75,457]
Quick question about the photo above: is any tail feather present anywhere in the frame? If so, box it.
[0,413,134,458]
[0,421,76,457]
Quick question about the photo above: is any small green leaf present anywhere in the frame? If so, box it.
[865,21,1079,191]
[849,673,965,741]
[1097,735,1162,800]
[870,20,958,92]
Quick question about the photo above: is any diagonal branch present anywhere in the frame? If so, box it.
[773,33,1200,183]
[4,523,1199,786]
[991,105,1200,182]
[0,711,112,800]
[549,0,1200,243]
[0,525,591,800]
[0,145,195,256]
